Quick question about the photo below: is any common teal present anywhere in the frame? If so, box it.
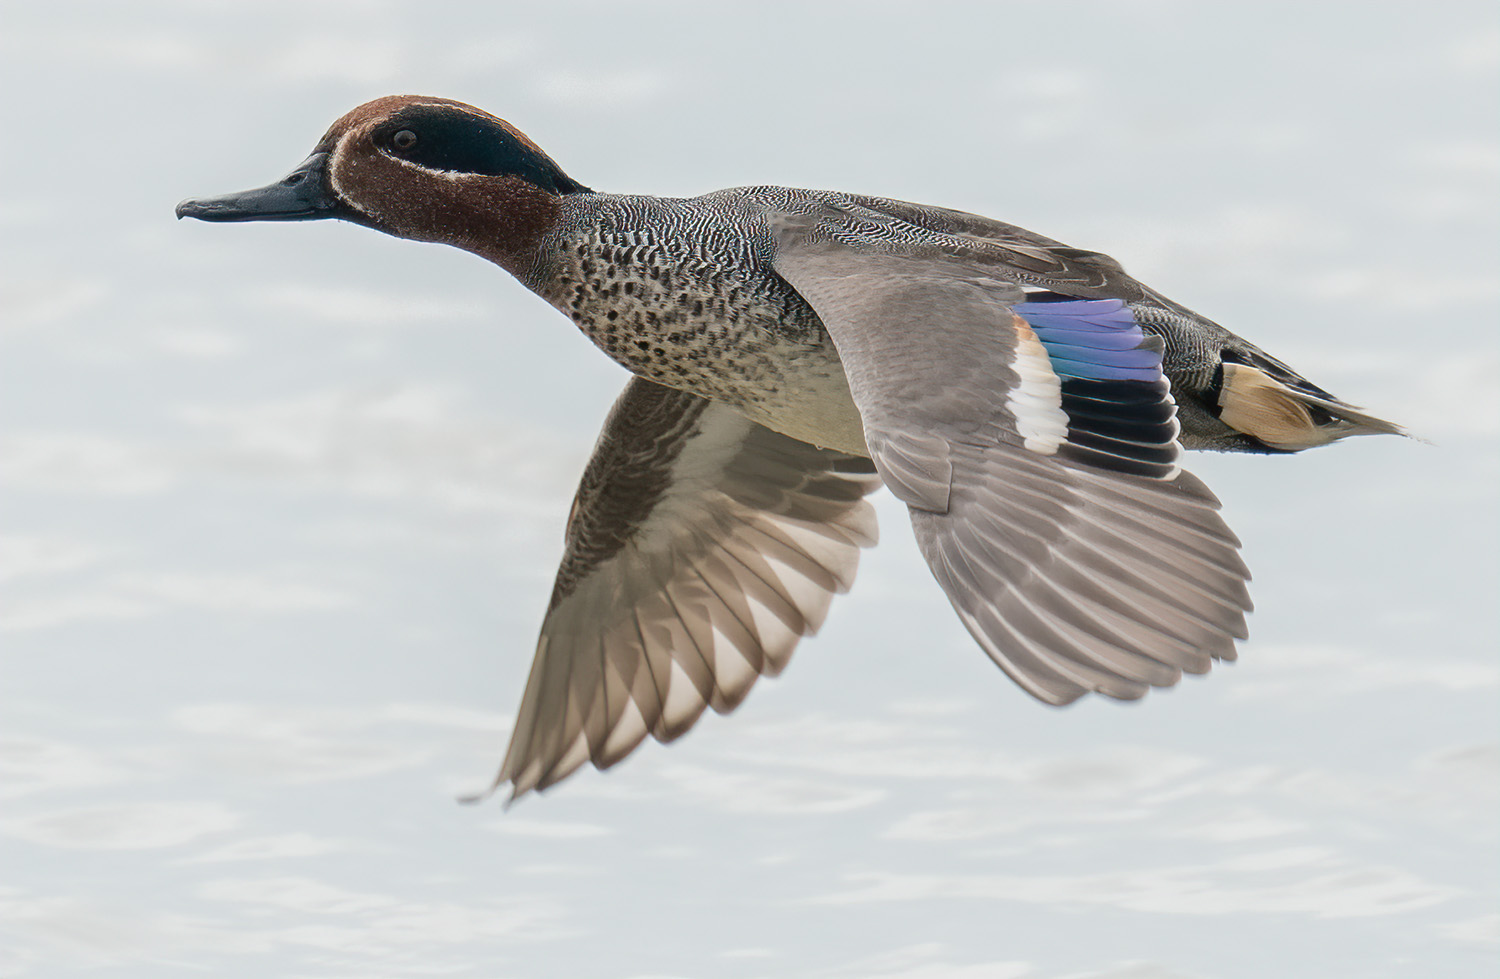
[178,95,1403,800]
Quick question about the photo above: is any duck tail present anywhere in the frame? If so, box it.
[1215,359,1407,451]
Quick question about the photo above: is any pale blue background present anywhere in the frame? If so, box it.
[2,2,1496,977]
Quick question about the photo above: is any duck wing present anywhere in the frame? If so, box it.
[488,377,880,802]
[833,194,1405,449]
[835,193,1146,299]
[772,205,1252,707]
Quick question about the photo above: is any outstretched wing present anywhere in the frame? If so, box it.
[773,206,1252,706]
[488,377,880,802]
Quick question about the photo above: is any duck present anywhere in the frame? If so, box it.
[177,95,1403,801]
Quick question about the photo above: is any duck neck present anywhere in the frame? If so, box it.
[449,177,565,279]
[334,160,565,278]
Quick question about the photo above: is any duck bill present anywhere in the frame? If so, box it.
[175,152,346,222]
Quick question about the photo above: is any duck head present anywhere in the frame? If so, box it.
[176,95,590,275]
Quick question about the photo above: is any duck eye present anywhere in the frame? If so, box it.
[391,130,418,151]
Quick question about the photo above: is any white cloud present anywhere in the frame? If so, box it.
[1446,30,1500,76]
[381,702,510,732]
[1119,204,1344,282]
[147,325,245,360]
[0,30,209,71]
[1438,912,1499,944]
[2,868,568,970]
[1419,743,1500,796]
[113,569,356,612]
[997,68,1093,101]
[721,946,776,959]
[262,37,403,84]
[199,876,392,914]
[1,592,157,632]
[489,818,614,839]
[887,698,976,717]
[1,801,239,850]
[0,536,111,584]
[3,382,585,516]
[725,713,1207,795]
[883,808,1036,842]
[533,69,668,108]
[1173,809,1307,843]
[446,35,536,74]
[1231,642,1500,699]
[187,832,359,864]
[808,847,1457,918]
[173,701,503,739]
[0,278,110,333]
[247,283,490,328]
[712,714,1011,782]
[3,568,358,632]
[1409,140,1500,177]
[885,798,1303,847]
[168,703,436,784]
[656,762,887,815]
[0,891,271,969]
[0,433,177,495]
[197,875,568,945]
[157,702,510,789]
[1297,267,1499,311]
[990,68,1099,145]
[510,862,604,878]
[1108,202,1497,321]
[1374,351,1500,439]
[0,737,126,800]
[174,383,583,509]
[1061,966,1212,979]
[816,942,1032,979]
[0,879,566,975]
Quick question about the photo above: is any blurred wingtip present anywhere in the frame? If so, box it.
[455,772,511,807]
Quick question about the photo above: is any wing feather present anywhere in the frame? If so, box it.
[773,212,1252,708]
[486,378,881,802]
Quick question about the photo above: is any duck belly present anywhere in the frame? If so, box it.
[723,337,869,456]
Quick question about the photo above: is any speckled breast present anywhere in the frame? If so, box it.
[530,194,868,454]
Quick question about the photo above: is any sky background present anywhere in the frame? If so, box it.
[2,1,1496,977]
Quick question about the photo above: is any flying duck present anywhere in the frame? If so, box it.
[177,95,1403,801]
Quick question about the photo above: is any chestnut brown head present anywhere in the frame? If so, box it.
[176,95,591,274]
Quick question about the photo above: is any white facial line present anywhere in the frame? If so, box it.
[328,129,373,218]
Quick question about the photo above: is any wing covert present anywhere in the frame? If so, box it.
[772,209,1251,706]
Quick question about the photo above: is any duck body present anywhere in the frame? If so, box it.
[529,182,1390,457]
[177,96,1403,800]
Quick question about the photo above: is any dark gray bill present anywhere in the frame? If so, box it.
[175,152,345,222]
